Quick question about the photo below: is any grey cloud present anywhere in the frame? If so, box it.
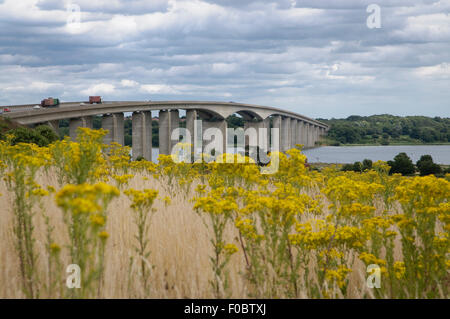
[0,0,448,118]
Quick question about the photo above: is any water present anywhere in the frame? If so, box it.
[148,145,450,164]
[302,145,450,165]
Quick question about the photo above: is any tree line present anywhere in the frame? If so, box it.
[341,153,449,177]
[317,114,450,145]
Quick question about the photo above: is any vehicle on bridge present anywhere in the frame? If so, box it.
[41,97,60,107]
[89,96,102,104]
[0,107,11,114]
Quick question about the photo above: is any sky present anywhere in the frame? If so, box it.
[0,0,449,119]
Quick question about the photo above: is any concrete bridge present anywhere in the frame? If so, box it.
[2,101,329,160]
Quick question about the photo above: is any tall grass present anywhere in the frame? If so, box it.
[0,170,442,298]
[0,171,349,298]
[0,130,448,299]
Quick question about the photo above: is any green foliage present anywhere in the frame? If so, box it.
[124,134,132,146]
[341,159,372,172]
[341,163,354,172]
[416,155,442,176]
[7,126,57,147]
[35,125,59,144]
[227,114,244,128]
[321,115,450,145]
[152,120,159,147]
[362,159,373,170]
[387,152,416,176]
[341,154,446,178]
[124,117,132,146]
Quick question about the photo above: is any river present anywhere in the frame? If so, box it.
[148,145,450,164]
[302,145,450,165]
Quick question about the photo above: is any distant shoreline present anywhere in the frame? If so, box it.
[318,142,450,147]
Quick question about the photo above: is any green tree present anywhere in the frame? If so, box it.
[416,155,442,176]
[341,163,354,172]
[8,127,50,147]
[362,159,373,171]
[387,152,416,176]
[35,125,59,144]
[352,161,363,172]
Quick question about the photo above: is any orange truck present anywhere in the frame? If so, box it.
[89,96,102,104]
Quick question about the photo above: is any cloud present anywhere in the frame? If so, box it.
[140,84,180,94]
[415,63,450,79]
[81,83,116,95]
[121,79,139,87]
[0,0,448,117]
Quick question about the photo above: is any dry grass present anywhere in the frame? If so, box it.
[0,170,403,299]
[0,171,251,298]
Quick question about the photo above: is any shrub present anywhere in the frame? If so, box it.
[362,159,373,171]
[35,125,59,144]
[352,161,363,172]
[5,125,58,147]
[416,155,442,176]
[387,152,415,176]
[341,159,373,172]
[9,127,50,147]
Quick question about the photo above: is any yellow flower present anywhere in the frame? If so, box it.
[98,231,109,240]
[162,196,171,206]
[90,214,105,227]
[224,243,238,255]
[394,261,406,279]
[49,243,61,254]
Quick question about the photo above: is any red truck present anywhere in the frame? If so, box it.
[41,97,60,107]
[89,96,102,104]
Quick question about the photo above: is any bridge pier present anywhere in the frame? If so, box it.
[46,120,59,133]
[312,125,318,147]
[264,117,271,150]
[272,115,282,153]
[303,123,310,148]
[302,121,309,147]
[132,111,152,161]
[315,126,320,145]
[290,119,298,149]
[309,124,315,148]
[244,120,269,159]
[185,110,199,158]
[297,121,304,147]
[69,116,93,141]
[281,117,291,152]
[102,113,124,145]
[159,110,179,155]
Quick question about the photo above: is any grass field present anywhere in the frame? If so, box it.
[0,128,448,299]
